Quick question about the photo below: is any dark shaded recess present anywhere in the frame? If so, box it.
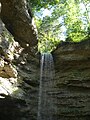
[0,94,26,120]
[23,78,39,87]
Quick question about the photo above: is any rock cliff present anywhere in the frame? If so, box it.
[0,18,90,119]
[0,0,39,119]
[0,18,39,120]
[0,0,90,120]
[53,40,90,120]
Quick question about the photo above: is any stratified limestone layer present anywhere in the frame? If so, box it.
[53,40,90,120]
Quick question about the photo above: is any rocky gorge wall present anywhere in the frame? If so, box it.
[0,0,39,118]
[0,16,90,120]
[0,0,90,120]
[0,18,39,120]
[53,40,90,120]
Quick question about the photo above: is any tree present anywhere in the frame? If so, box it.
[29,0,90,52]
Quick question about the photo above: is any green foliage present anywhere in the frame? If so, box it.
[29,0,90,53]
[29,0,59,11]
[38,32,60,53]
[64,0,88,42]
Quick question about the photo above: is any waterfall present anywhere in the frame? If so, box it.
[37,53,55,120]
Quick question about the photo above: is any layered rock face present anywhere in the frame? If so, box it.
[0,0,39,119]
[0,1,90,120]
[0,22,90,120]
[0,18,39,120]
[53,41,90,120]
[0,17,90,119]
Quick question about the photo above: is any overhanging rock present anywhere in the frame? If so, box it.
[0,0,38,50]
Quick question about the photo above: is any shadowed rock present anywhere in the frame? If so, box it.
[52,40,90,120]
[0,0,38,49]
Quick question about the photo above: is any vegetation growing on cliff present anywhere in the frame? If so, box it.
[29,0,90,52]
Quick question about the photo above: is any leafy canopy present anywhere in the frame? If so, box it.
[29,0,90,53]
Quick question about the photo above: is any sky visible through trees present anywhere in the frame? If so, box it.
[29,0,90,53]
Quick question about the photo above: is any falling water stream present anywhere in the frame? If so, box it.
[37,53,55,120]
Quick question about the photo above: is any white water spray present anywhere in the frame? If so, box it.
[37,53,55,120]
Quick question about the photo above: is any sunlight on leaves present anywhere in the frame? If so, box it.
[29,0,90,53]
